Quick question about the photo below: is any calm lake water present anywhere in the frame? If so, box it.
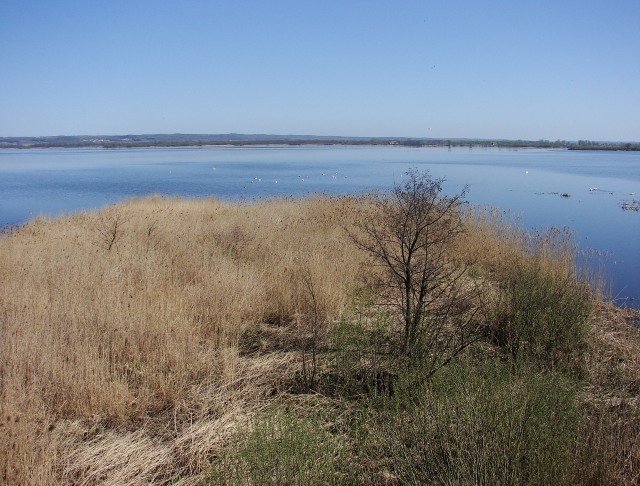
[1,146,639,306]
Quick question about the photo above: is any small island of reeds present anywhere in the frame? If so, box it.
[1,174,639,484]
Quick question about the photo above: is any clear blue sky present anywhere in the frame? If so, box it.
[1,0,638,141]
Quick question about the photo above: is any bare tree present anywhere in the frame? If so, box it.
[353,169,482,377]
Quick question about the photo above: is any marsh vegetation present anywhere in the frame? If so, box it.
[1,175,639,484]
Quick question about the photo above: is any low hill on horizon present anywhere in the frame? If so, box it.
[1,133,638,150]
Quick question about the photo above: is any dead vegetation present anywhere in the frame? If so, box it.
[0,195,364,484]
[1,193,639,484]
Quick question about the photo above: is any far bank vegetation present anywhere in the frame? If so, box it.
[1,171,639,484]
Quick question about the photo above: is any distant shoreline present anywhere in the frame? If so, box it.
[1,134,639,151]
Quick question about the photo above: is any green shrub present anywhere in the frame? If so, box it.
[366,358,582,485]
[490,261,591,374]
[210,408,346,485]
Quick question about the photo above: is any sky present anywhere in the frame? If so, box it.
[0,0,638,141]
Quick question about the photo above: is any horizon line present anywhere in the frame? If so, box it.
[1,132,638,144]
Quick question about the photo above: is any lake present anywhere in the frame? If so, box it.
[1,145,639,306]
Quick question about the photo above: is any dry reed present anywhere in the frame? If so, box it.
[1,195,638,484]
[0,195,365,484]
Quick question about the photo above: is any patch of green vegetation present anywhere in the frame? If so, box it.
[360,358,582,485]
[210,408,348,485]
[325,300,396,399]
[489,260,592,375]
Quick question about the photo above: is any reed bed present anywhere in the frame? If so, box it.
[1,195,638,484]
[0,195,365,484]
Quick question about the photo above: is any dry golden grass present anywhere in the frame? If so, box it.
[457,206,583,278]
[1,195,638,484]
[0,195,366,484]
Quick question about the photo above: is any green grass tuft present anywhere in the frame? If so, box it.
[210,408,347,485]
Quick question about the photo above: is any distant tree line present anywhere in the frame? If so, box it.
[1,135,638,151]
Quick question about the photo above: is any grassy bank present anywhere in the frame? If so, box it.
[1,195,638,484]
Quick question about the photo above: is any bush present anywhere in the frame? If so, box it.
[367,358,582,485]
[490,260,591,374]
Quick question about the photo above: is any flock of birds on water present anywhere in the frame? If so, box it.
[248,172,347,185]
[169,165,640,211]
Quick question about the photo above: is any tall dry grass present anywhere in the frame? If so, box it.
[457,206,577,277]
[0,195,366,484]
[1,195,638,484]
[456,205,607,298]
